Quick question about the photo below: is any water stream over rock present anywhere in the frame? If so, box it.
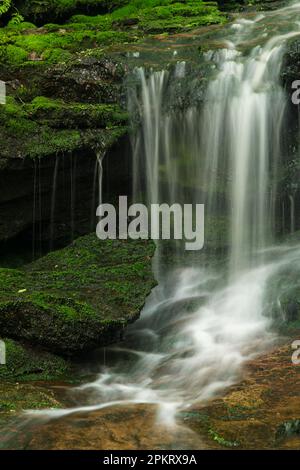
[4,1,300,450]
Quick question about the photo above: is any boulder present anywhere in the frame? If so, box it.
[0,234,156,356]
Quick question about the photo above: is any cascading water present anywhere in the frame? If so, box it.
[20,2,300,438]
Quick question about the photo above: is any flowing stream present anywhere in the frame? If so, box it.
[17,1,300,442]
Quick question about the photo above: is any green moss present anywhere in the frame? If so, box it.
[0,382,61,418]
[70,0,225,34]
[0,338,69,382]
[27,96,128,128]
[208,429,240,448]
[42,47,73,63]
[0,0,226,167]
[5,44,28,65]
[0,20,133,68]
[0,96,128,159]
[12,1,225,29]
[0,235,156,355]
[15,1,127,24]
[0,1,225,68]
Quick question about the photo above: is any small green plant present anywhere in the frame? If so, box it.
[0,0,12,17]
[208,429,240,448]
[8,11,24,26]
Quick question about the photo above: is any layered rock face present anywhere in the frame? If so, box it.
[0,56,131,251]
[0,2,164,385]
[279,38,300,234]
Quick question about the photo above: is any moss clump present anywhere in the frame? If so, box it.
[14,1,127,25]
[0,96,128,159]
[0,235,156,355]
[208,429,240,448]
[26,96,128,128]
[70,0,226,34]
[0,338,69,382]
[0,1,226,68]
[0,21,132,69]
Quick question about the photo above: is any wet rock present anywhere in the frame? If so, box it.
[0,234,156,356]
[281,38,300,90]
[40,58,128,104]
[0,382,61,414]
[185,342,300,449]
[0,338,69,382]
[0,381,63,450]
[4,404,206,450]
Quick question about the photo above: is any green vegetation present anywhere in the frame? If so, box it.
[0,95,127,159]
[0,234,156,355]
[0,382,61,415]
[0,1,226,68]
[0,0,12,17]
[14,1,127,24]
[0,1,226,160]
[0,338,69,381]
[208,429,240,448]
[27,96,128,128]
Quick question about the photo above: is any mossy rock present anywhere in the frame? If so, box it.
[0,381,62,449]
[278,288,300,324]
[25,96,128,129]
[0,382,61,414]
[14,1,127,25]
[0,2,226,161]
[0,2,226,71]
[0,338,69,382]
[0,234,156,355]
[0,95,128,160]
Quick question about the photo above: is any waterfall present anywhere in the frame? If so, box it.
[130,22,298,275]
[203,42,287,273]
[25,2,300,430]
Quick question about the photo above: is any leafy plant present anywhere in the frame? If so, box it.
[0,0,12,17]
[8,11,24,25]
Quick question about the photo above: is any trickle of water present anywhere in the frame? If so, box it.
[50,155,59,250]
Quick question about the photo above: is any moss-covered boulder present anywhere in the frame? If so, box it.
[0,338,69,381]
[0,234,156,355]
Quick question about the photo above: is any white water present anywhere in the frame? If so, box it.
[26,2,300,429]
